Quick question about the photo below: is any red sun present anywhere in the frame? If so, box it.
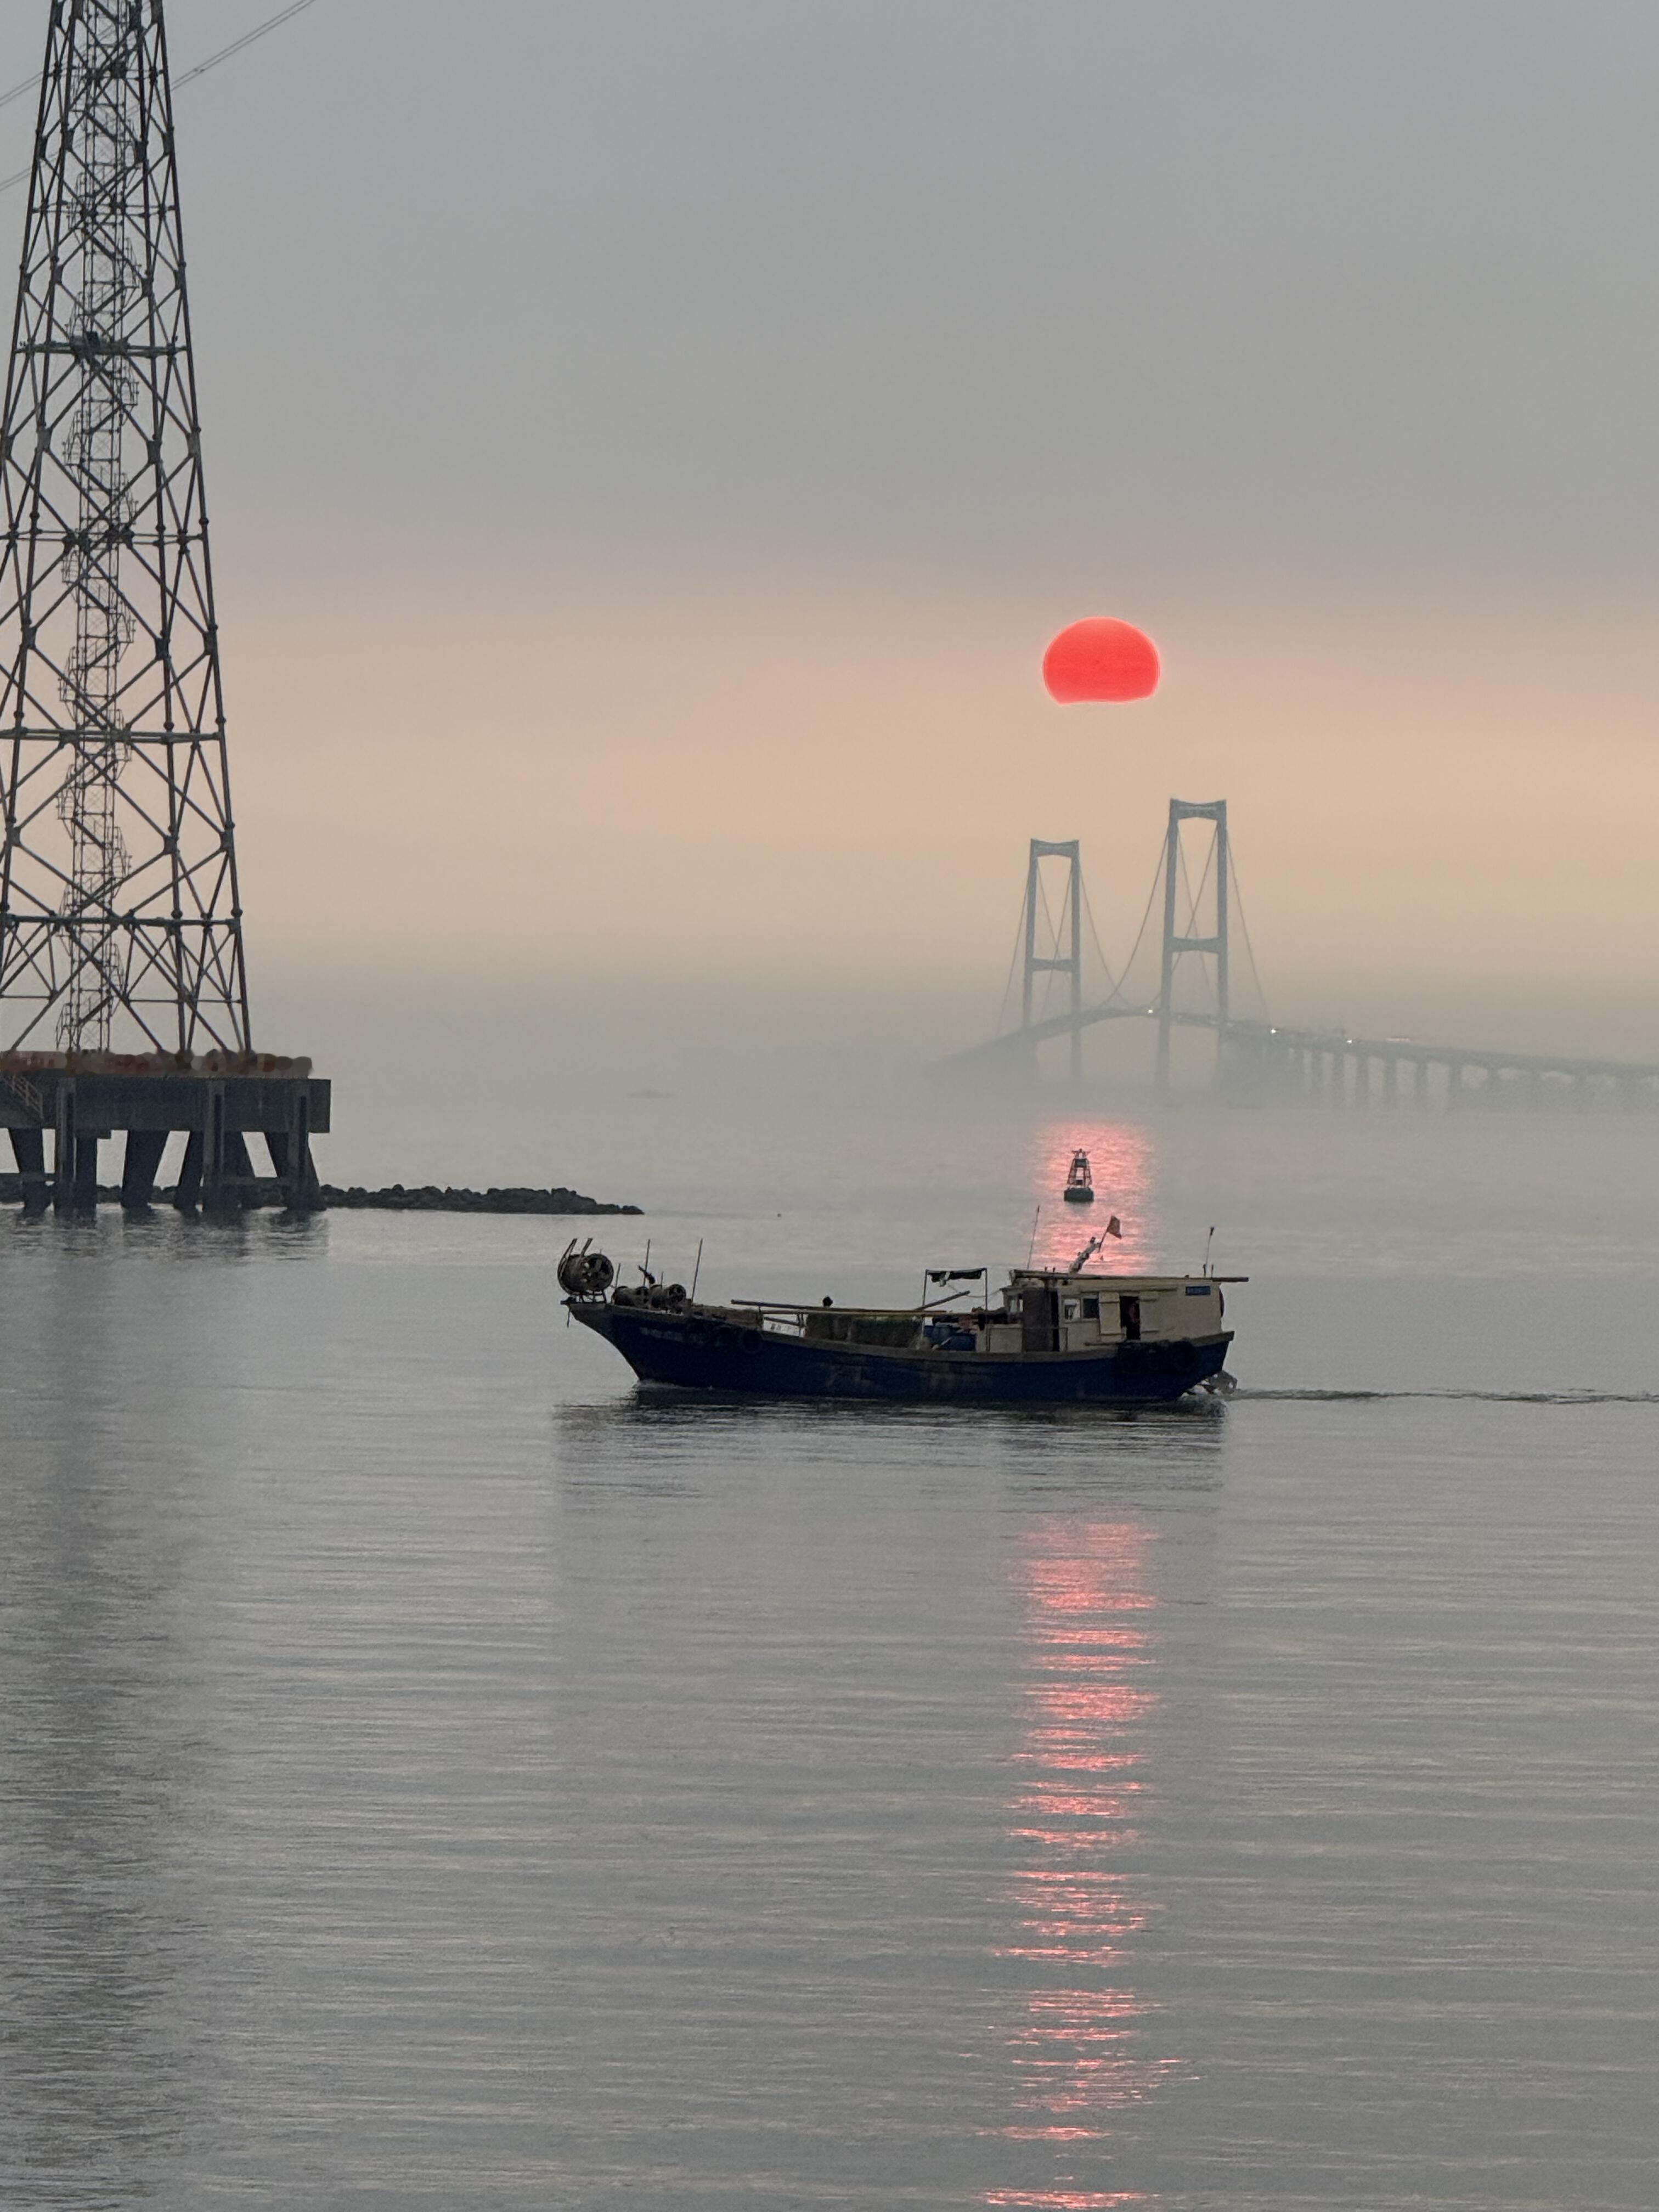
[1042,618,1161,704]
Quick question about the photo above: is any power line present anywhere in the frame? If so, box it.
[0,0,324,196]
[175,0,324,90]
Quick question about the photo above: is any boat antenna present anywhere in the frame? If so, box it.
[1026,1205,1041,1267]
[1203,1226,1215,1278]
[691,1238,704,1301]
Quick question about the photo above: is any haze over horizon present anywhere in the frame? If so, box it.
[5,0,1655,1109]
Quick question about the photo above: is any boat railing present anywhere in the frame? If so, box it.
[727,1296,974,1346]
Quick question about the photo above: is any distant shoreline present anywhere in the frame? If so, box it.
[0,1176,641,1217]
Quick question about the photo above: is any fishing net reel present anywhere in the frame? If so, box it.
[557,1240,615,1299]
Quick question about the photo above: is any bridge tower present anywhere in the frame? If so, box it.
[0,0,328,1211]
[1156,799,1229,1093]
[1022,838,1084,1083]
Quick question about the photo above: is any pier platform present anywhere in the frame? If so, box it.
[0,1052,330,1214]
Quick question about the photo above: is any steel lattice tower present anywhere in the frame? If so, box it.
[0,0,250,1057]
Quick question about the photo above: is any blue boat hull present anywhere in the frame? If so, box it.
[570,1303,1232,1406]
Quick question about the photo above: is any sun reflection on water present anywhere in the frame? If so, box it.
[1029,1125,1156,1272]
[983,1519,1178,2209]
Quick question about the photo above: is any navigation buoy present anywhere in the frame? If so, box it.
[1042,617,1160,704]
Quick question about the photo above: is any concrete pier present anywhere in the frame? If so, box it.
[1,1053,330,1214]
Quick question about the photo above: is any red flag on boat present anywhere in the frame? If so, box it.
[1105,1215,1122,1238]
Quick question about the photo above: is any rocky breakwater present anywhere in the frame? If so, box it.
[0,1176,640,1215]
[320,1184,641,1216]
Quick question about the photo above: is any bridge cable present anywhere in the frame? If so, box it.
[1110,847,1167,1013]
[1032,870,1062,1024]
[1174,838,1205,1014]
[1184,834,1220,1016]
[1077,870,1124,1007]
[995,879,1029,1037]
[1226,842,1271,1024]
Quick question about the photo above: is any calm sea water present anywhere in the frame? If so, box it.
[1,1096,1655,2210]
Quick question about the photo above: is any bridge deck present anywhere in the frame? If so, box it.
[939,1006,1659,1086]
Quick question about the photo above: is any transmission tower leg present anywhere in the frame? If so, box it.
[120,1129,167,1211]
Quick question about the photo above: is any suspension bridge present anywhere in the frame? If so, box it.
[939,799,1659,1110]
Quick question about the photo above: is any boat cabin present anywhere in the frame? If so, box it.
[985,1270,1226,1353]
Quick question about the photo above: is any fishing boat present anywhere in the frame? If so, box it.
[558,1238,1241,1407]
[1063,1149,1094,1203]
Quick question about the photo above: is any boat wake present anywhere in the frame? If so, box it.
[1236,1387,1659,1406]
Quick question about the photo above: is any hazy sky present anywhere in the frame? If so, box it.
[4,1,1655,1066]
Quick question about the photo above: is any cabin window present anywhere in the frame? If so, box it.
[1062,1299,1080,1322]
[1119,1295,1141,1341]
[1081,1295,1100,1321]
